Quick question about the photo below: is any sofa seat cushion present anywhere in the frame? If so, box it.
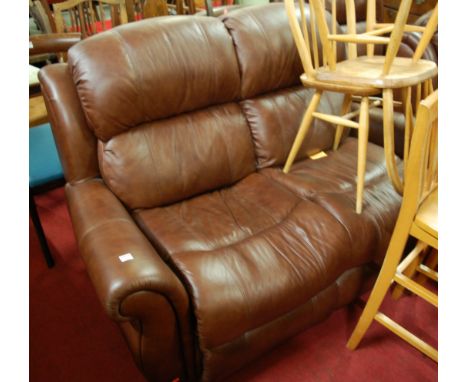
[261,138,402,262]
[134,172,381,376]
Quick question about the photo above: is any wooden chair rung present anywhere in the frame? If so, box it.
[417,263,438,282]
[393,273,438,307]
[328,34,390,45]
[312,112,359,129]
[374,23,426,33]
[396,241,427,274]
[374,312,438,362]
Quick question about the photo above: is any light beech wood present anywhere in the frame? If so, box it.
[333,94,353,150]
[315,56,437,89]
[402,86,413,175]
[383,89,404,193]
[283,91,323,173]
[417,263,438,282]
[375,23,426,33]
[416,249,438,284]
[356,97,369,214]
[29,95,49,127]
[413,4,438,61]
[312,112,359,129]
[366,0,376,56]
[392,241,427,299]
[284,0,438,213]
[328,34,390,45]
[374,312,438,362]
[347,91,438,361]
[394,273,438,307]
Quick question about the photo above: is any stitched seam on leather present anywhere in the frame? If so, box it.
[173,194,301,256]
[219,188,251,237]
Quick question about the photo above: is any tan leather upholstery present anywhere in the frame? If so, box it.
[40,4,403,381]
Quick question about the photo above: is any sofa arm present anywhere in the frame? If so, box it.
[66,178,197,381]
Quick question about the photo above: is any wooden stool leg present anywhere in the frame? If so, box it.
[283,91,322,173]
[333,94,353,151]
[383,89,404,194]
[355,97,369,214]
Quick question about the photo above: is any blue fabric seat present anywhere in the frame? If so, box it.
[29,123,63,188]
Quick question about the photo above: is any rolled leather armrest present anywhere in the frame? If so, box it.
[66,178,197,381]
[66,178,189,321]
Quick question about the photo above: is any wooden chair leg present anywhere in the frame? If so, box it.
[333,94,353,151]
[283,91,323,173]
[347,230,408,350]
[355,97,369,214]
[383,88,404,194]
[29,191,55,268]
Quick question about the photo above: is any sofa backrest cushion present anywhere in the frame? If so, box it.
[67,16,257,209]
[241,87,343,169]
[222,4,346,100]
[223,4,345,168]
[99,103,256,209]
[68,16,241,142]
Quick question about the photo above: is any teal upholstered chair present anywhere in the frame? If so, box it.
[29,123,64,267]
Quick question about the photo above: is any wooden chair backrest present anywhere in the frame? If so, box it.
[126,0,168,19]
[401,89,438,216]
[284,0,438,78]
[53,0,128,38]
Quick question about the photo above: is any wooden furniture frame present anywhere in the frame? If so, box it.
[29,33,81,126]
[125,0,197,19]
[283,0,438,213]
[347,90,438,361]
[53,0,128,38]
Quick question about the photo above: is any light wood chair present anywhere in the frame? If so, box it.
[347,90,438,361]
[283,0,438,213]
[53,0,128,38]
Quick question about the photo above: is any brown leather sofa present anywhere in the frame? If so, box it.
[40,4,402,381]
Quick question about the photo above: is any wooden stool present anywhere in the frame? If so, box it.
[283,0,438,213]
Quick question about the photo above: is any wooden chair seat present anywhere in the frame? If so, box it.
[315,56,438,89]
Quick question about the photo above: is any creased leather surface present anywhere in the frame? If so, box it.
[241,86,343,169]
[39,64,99,183]
[68,16,241,141]
[134,172,383,381]
[223,3,346,99]
[99,103,256,209]
[262,138,402,263]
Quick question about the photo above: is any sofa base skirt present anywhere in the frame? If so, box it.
[201,264,375,382]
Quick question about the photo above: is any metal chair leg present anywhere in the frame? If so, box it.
[29,190,55,268]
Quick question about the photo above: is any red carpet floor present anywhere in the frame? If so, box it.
[30,187,437,382]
